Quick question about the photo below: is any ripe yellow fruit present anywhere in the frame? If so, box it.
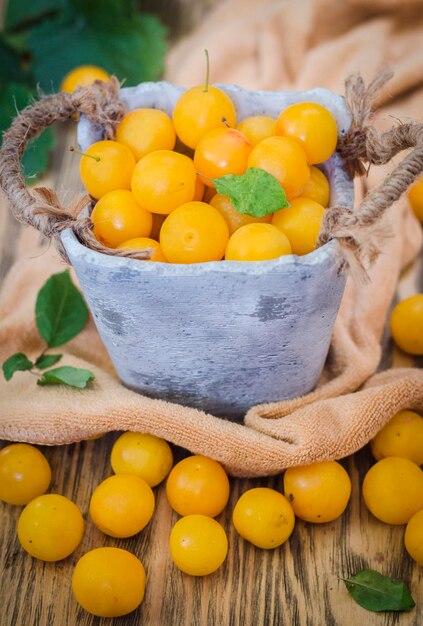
[0,443,51,505]
[60,65,110,93]
[225,223,291,261]
[80,141,136,200]
[18,494,84,561]
[117,237,167,262]
[407,174,423,222]
[194,127,252,187]
[272,197,325,256]
[166,455,230,517]
[370,410,423,465]
[131,150,196,215]
[390,294,423,355]
[236,115,276,146]
[72,548,146,617]
[111,431,173,485]
[247,136,310,200]
[276,102,338,164]
[362,457,423,524]
[404,509,423,565]
[89,474,155,538]
[210,194,271,234]
[284,461,351,523]
[92,190,152,248]
[160,201,229,264]
[300,166,330,207]
[115,109,176,161]
[233,488,295,549]
[170,515,228,576]
[173,85,237,149]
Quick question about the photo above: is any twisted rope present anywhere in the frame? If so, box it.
[0,78,151,261]
[318,72,423,277]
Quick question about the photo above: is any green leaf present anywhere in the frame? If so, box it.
[27,11,167,91]
[35,270,89,348]
[21,125,56,183]
[2,30,29,54]
[35,353,63,369]
[0,82,56,183]
[0,34,26,83]
[213,168,289,217]
[0,82,34,131]
[341,569,415,612]
[2,353,33,381]
[5,0,66,31]
[73,0,139,29]
[37,366,94,388]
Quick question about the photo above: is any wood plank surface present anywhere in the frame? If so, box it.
[0,108,422,626]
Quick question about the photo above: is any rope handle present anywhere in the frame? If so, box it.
[318,71,423,276]
[0,77,150,261]
[0,73,422,271]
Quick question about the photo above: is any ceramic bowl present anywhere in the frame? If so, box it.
[62,82,354,419]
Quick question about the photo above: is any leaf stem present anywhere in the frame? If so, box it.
[28,369,41,378]
[197,172,213,182]
[37,346,48,361]
[339,578,394,594]
[69,146,100,162]
[203,49,209,93]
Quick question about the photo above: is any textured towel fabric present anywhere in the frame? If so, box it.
[1,0,423,476]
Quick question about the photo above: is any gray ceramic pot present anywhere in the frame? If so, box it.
[63,82,354,419]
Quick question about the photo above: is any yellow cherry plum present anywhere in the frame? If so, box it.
[131,150,197,215]
[247,136,310,200]
[116,108,176,161]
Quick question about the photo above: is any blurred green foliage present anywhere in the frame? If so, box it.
[0,0,167,182]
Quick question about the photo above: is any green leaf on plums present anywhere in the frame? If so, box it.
[213,168,289,217]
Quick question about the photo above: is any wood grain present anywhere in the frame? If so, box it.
[1,443,422,626]
[0,97,422,626]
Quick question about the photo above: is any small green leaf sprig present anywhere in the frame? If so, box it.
[213,168,290,217]
[2,270,94,389]
[341,568,415,613]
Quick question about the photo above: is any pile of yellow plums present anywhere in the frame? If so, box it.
[1,408,422,618]
[78,77,338,264]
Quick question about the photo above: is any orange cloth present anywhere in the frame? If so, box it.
[1,0,422,476]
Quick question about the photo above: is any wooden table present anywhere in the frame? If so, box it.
[0,125,422,626]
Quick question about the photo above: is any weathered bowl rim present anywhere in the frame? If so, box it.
[61,228,343,276]
[78,81,353,146]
